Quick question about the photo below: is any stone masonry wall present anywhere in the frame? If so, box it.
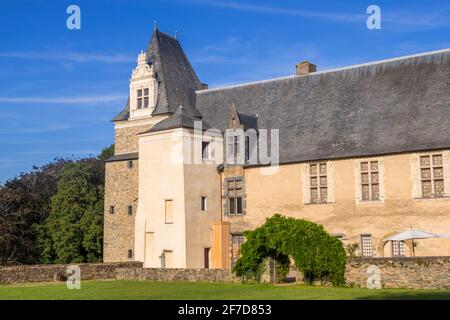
[115,268,239,283]
[115,123,153,154]
[345,256,450,289]
[0,262,142,284]
[103,160,139,262]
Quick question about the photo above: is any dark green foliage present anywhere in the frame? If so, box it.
[38,162,104,264]
[0,145,111,265]
[98,144,114,161]
[233,214,347,286]
[0,159,70,265]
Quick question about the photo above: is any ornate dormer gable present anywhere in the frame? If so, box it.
[227,103,258,131]
[228,103,242,129]
[129,50,159,120]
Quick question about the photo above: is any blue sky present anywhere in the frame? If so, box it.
[0,0,449,184]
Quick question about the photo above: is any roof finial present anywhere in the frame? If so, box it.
[154,20,158,31]
[175,30,179,40]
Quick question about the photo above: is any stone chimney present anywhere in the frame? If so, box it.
[296,61,317,76]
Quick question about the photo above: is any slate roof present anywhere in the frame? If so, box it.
[148,105,211,133]
[237,112,258,130]
[112,29,450,164]
[196,49,450,164]
[112,28,203,121]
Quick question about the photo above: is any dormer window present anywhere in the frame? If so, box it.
[137,88,150,109]
[129,51,158,119]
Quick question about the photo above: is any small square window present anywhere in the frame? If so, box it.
[137,89,142,97]
[127,160,133,169]
[127,250,133,259]
[165,200,173,224]
[202,141,210,160]
[109,206,115,214]
[128,205,133,216]
[201,196,207,211]
[420,156,430,167]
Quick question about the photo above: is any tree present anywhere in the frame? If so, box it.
[41,162,104,263]
[98,144,114,161]
[0,159,70,265]
[233,214,347,286]
[0,146,110,265]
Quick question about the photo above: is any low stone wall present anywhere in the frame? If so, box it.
[0,262,142,284]
[345,256,450,289]
[115,267,239,282]
[2,257,449,289]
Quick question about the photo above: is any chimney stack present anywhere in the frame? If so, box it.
[296,61,317,76]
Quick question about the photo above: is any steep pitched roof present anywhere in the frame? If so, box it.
[112,97,130,122]
[195,49,450,164]
[148,105,211,133]
[112,29,203,121]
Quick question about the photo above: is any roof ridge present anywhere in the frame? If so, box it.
[197,47,450,94]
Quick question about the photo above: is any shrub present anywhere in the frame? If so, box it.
[232,214,346,286]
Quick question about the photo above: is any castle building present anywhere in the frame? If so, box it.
[103,27,450,268]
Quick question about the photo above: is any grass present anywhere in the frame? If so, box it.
[0,280,450,300]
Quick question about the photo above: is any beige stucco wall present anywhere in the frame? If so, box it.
[184,131,223,268]
[135,128,224,268]
[225,150,450,258]
[135,129,187,268]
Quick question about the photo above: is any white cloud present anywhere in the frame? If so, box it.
[0,51,134,63]
[181,0,450,28]
[180,0,365,23]
[0,124,73,135]
[0,94,127,105]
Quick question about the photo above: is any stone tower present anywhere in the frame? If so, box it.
[103,28,204,262]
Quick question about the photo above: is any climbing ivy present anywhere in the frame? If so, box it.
[232,214,346,286]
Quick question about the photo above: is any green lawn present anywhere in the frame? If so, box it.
[0,280,449,300]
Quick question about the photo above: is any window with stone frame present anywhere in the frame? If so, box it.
[360,234,373,257]
[226,178,244,215]
[360,161,380,201]
[136,87,150,109]
[309,163,328,203]
[420,154,444,198]
[230,234,245,266]
[391,240,405,257]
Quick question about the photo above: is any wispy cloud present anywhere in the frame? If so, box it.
[180,0,450,28]
[192,36,324,86]
[180,0,365,23]
[0,124,73,135]
[0,51,134,63]
[384,7,450,28]
[0,94,127,105]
